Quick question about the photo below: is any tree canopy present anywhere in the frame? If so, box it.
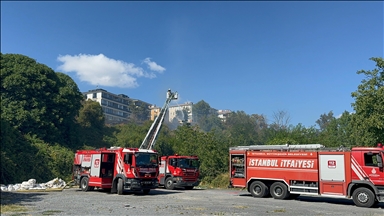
[350,57,384,146]
[1,53,82,145]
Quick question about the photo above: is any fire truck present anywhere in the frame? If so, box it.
[158,154,200,190]
[140,90,200,190]
[73,147,158,195]
[72,89,179,195]
[229,143,384,208]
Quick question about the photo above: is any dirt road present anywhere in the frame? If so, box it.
[1,187,383,215]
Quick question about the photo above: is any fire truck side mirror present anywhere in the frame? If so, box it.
[376,154,383,168]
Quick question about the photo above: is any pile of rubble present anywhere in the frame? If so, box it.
[0,178,66,191]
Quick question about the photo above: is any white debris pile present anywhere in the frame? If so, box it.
[0,178,66,191]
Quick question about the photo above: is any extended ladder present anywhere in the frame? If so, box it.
[139,89,178,150]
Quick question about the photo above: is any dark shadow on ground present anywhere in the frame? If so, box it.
[0,191,47,205]
[297,195,384,209]
[238,193,384,209]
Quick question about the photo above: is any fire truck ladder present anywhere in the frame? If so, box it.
[229,144,325,151]
[139,89,178,150]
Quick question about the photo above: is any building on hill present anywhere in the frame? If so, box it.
[217,109,232,122]
[168,102,194,124]
[83,89,151,125]
[83,89,228,126]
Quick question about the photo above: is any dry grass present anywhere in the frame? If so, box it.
[0,204,29,214]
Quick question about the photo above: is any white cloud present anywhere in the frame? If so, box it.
[142,58,166,73]
[57,54,165,88]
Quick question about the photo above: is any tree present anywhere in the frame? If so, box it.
[53,72,83,147]
[271,110,291,130]
[350,57,384,146]
[224,111,260,146]
[1,53,82,145]
[192,100,222,132]
[319,111,353,147]
[316,111,335,131]
[77,99,106,148]
[129,101,150,125]
[0,118,40,184]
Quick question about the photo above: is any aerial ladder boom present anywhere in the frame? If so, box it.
[139,89,178,150]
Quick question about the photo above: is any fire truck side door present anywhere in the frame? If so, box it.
[362,151,384,185]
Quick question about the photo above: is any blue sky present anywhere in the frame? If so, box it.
[1,1,383,127]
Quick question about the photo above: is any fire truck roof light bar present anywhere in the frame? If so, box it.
[229,144,325,151]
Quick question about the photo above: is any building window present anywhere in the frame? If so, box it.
[93,93,97,98]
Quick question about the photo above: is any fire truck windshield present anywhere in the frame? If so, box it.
[135,153,158,167]
[176,158,199,169]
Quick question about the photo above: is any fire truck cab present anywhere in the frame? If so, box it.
[229,143,384,208]
[158,155,200,190]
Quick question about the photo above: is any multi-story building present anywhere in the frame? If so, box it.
[217,109,232,122]
[83,88,228,126]
[83,89,151,125]
[149,105,161,121]
[168,102,193,124]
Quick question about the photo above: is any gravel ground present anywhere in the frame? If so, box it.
[1,187,384,216]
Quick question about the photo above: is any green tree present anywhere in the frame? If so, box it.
[316,111,335,131]
[54,72,83,147]
[192,100,223,132]
[169,125,229,180]
[319,111,353,147]
[0,119,41,184]
[1,53,60,142]
[351,57,384,146]
[77,99,106,148]
[224,111,260,146]
[1,54,83,146]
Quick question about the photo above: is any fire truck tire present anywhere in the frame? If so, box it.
[352,187,376,208]
[165,177,175,190]
[270,182,290,200]
[143,189,150,195]
[249,181,269,198]
[80,177,90,192]
[117,178,124,195]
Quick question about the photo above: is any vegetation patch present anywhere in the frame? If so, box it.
[273,208,286,213]
[41,210,63,215]
[185,207,206,211]
[0,204,29,214]
[233,205,248,209]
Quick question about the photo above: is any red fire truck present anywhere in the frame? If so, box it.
[139,89,200,190]
[72,89,179,195]
[158,155,200,190]
[229,143,384,208]
[73,147,159,195]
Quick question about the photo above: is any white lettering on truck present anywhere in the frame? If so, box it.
[249,159,314,169]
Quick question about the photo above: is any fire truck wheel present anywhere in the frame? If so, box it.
[117,178,124,195]
[80,177,90,192]
[270,182,290,200]
[165,177,175,190]
[143,189,150,195]
[352,187,376,208]
[249,181,269,198]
